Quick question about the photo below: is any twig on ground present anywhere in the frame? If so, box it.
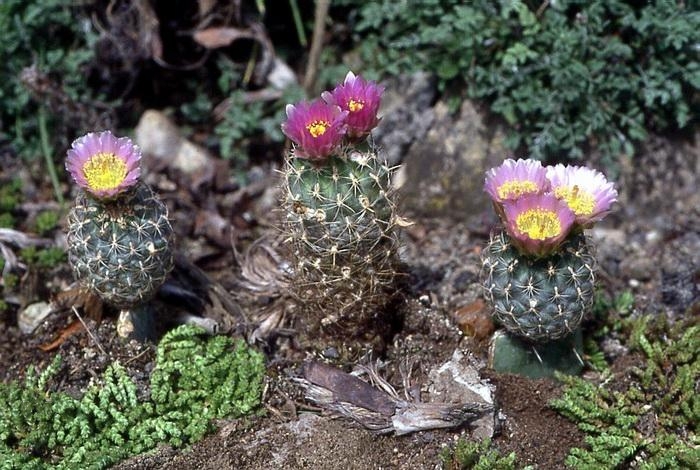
[72,306,107,356]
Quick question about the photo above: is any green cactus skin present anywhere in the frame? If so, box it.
[481,231,595,342]
[282,150,401,334]
[67,182,174,309]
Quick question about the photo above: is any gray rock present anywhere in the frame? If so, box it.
[398,99,508,222]
[372,72,437,166]
[427,348,495,440]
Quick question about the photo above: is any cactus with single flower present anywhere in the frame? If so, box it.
[65,131,174,338]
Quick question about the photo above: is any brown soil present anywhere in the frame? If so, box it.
[1,130,698,469]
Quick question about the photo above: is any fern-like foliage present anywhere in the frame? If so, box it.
[343,0,699,167]
[551,320,700,469]
[0,325,265,469]
[441,437,533,470]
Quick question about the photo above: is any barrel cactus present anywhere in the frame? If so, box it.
[481,159,617,344]
[65,131,174,335]
[280,72,401,337]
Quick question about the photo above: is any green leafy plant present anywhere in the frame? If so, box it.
[343,0,699,167]
[34,211,60,236]
[19,246,67,270]
[0,325,266,469]
[551,317,700,469]
[441,437,530,470]
[0,0,100,160]
[0,178,21,228]
[214,85,305,170]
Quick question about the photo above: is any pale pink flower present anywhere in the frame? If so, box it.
[547,164,618,225]
[502,193,576,256]
[484,158,549,204]
[66,131,141,199]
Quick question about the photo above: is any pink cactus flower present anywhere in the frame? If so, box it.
[66,131,141,199]
[502,193,576,256]
[322,71,385,139]
[484,158,549,204]
[281,99,348,160]
[546,164,618,226]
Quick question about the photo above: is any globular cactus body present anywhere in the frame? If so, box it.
[282,150,400,330]
[67,182,174,309]
[482,231,595,342]
[65,131,174,319]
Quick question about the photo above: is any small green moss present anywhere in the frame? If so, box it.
[0,212,15,229]
[551,317,700,469]
[0,179,21,212]
[34,211,60,236]
[3,273,19,289]
[441,438,529,470]
[19,246,66,270]
[0,325,266,469]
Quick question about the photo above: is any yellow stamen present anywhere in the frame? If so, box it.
[554,185,595,216]
[306,120,329,138]
[348,99,365,112]
[515,209,561,240]
[83,153,127,191]
[497,180,539,200]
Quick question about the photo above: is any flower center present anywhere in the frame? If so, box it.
[306,120,330,138]
[497,180,539,200]
[554,185,595,216]
[348,99,365,112]
[83,153,128,191]
[515,209,562,240]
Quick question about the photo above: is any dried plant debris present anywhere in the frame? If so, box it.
[297,361,493,436]
[550,317,700,469]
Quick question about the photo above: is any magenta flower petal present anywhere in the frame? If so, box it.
[484,158,549,204]
[281,99,348,160]
[547,164,618,225]
[66,131,141,199]
[322,71,385,139]
[502,193,576,256]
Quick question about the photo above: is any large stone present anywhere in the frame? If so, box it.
[399,99,507,222]
[372,72,436,166]
[134,110,215,185]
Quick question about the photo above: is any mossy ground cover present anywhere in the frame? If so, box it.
[0,325,265,469]
[551,316,699,469]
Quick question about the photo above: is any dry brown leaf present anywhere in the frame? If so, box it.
[453,299,494,341]
[193,27,254,49]
[52,287,104,321]
[38,321,84,352]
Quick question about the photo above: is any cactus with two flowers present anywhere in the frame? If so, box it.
[65,131,174,339]
[280,72,402,342]
[481,159,617,376]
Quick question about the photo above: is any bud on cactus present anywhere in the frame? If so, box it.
[280,73,400,336]
[481,159,617,342]
[65,131,174,310]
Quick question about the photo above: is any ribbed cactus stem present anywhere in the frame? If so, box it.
[481,230,596,342]
[282,149,401,334]
[67,182,174,310]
